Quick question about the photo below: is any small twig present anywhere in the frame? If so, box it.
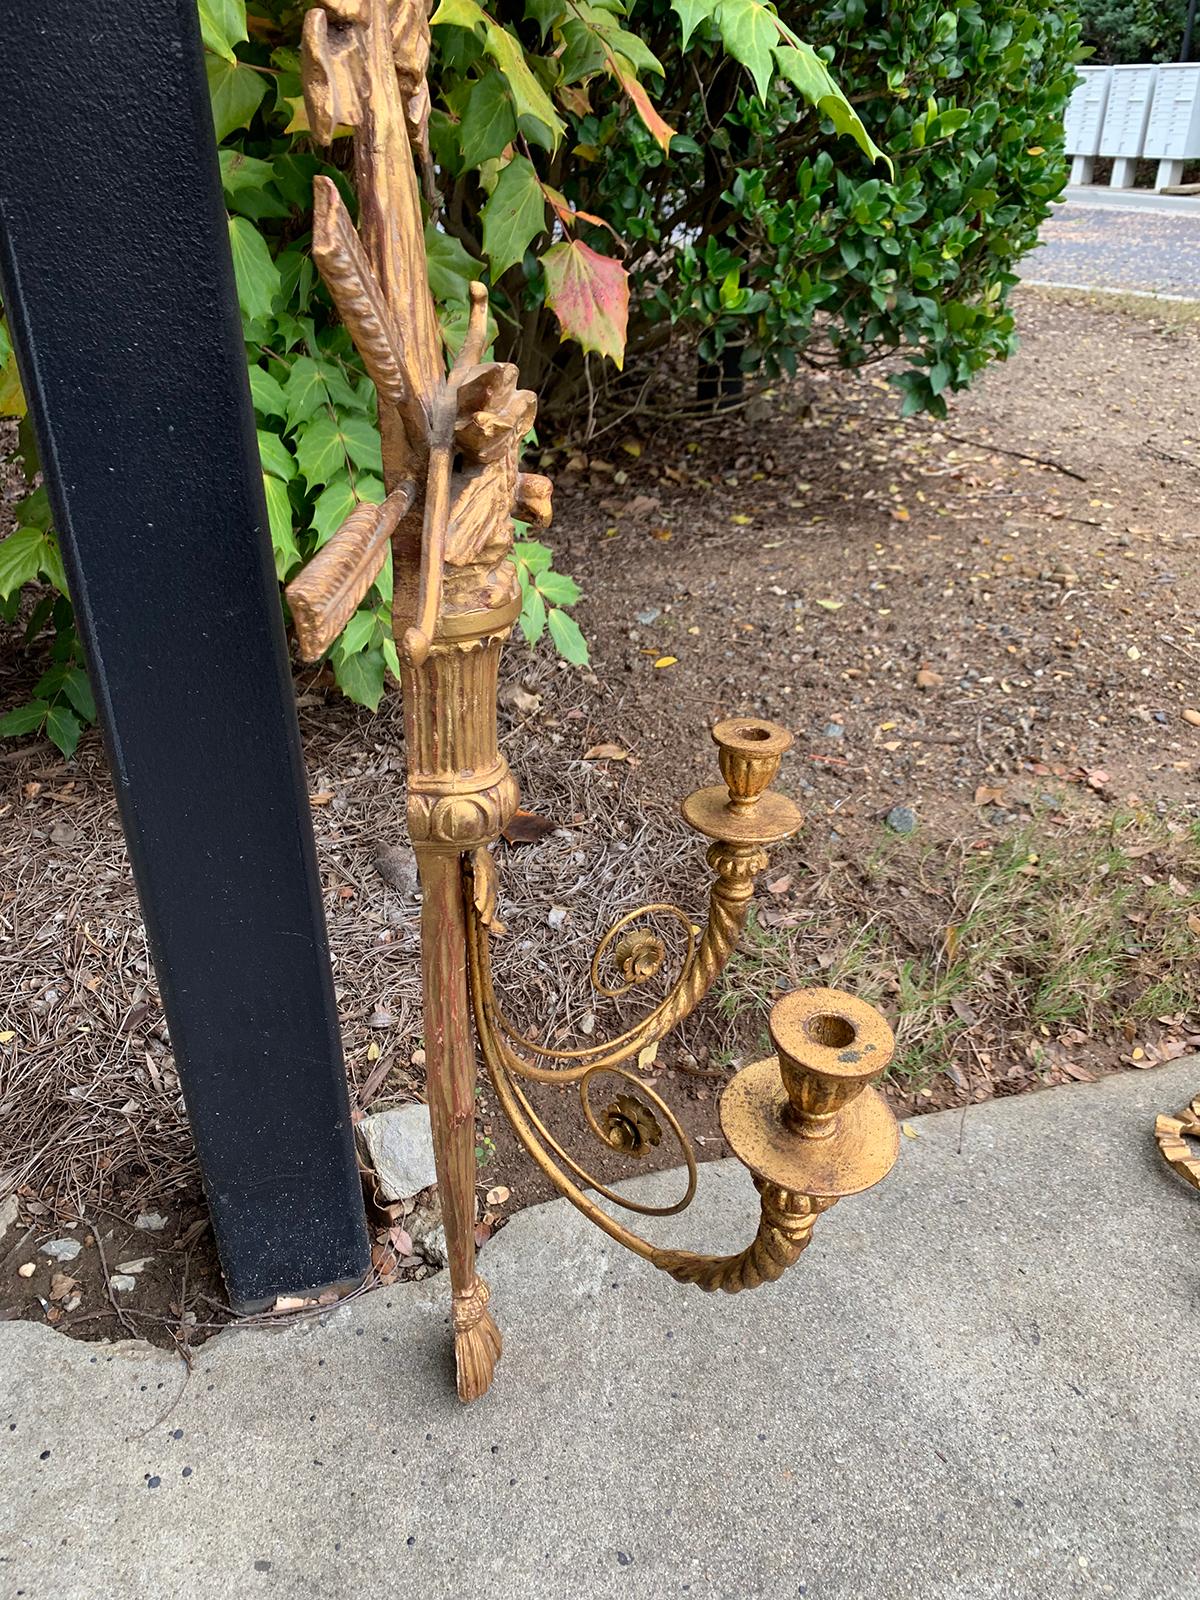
[0,739,54,764]
[83,1216,140,1342]
[931,429,1088,482]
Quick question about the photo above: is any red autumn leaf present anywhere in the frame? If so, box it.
[502,808,558,844]
[541,239,629,369]
[609,62,675,153]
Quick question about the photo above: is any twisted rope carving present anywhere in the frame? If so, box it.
[471,842,768,1084]
[655,1185,838,1293]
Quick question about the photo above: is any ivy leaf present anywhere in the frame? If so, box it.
[459,72,517,169]
[0,700,49,738]
[535,569,581,605]
[671,0,718,49]
[257,430,295,481]
[481,156,547,280]
[311,476,358,546]
[609,60,675,153]
[525,0,566,41]
[263,474,300,578]
[295,416,346,489]
[38,534,68,597]
[198,0,248,62]
[284,355,333,429]
[547,607,589,665]
[482,24,565,147]
[714,0,777,103]
[773,41,890,169]
[337,608,378,657]
[339,415,384,474]
[248,365,288,419]
[228,217,280,324]
[45,705,82,759]
[205,55,267,141]
[296,414,382,488]
[424,224,482,304]
[430,0,487,27]
[334,645,386,711]
[519,583,547,645]
[62,666,95,723]
[0,352,26,418]
[0,526,45,600]
[514,539,553,575]
[541,240,629,368]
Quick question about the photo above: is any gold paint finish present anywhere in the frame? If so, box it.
[286,2,903,1403]
[1155,1096,1200,1192]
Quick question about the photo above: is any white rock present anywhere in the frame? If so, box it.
[0,1192,18,1244]
[110,1274,137,1293]
[407,1205,448,1268]
[134,1212,168,1232]
[356,1103,437,1202]
[41,1238,82,1262]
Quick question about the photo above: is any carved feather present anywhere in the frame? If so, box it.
[311,176,430,443]
[286,483,415,661]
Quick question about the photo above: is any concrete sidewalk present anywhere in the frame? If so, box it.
[2,1060,1198,1600]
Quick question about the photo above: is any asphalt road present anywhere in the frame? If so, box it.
[1023,194,1200,298]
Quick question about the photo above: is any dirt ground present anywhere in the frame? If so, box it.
[2,286,1198,1350]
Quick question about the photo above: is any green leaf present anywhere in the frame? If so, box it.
[62,666,95,723]
[257,430,295,481]
[459,72,518,169]
[334,645,386,711]
[0,351,25,418]
[535,569,581,605]
[424,224,482,304]
[38,534,68,597]
[671,0,718,48]
[218,148,274,196]
[519,583,547,645]
[263,474,300,578]
[541,239,629,368]
[0,526,45,600]
[337,608,378,657]
[45,704,82,759]
[430,0,486,27]
[380,632,401,679]
[248,365,288,419]
[205,55,267,141]
[772,40,890,170]
[295,414,382,488]
[228,217,280,324]
[715,0,778,103]
[482,24,565,147]
[525,0,566,41]
[339,415,384,474]
[295,416,345,489]
[311,477,358,546]
[199,0,248,62]
[284,356,332,429]
[481,156,547,280]
[514,538,553,575]
[0,700,49,738]
[547,607,589,665]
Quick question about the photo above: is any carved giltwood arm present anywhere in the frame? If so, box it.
[467,719,803,1085]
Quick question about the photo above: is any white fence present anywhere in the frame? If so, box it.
[1065,64,1200,188]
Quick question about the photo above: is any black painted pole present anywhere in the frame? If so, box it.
[0,0,370,1306]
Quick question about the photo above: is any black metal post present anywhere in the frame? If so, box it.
[1183,0,1198,63]
[0,0,370,1307]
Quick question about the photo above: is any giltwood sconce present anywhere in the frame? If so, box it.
[285,0,899,1401]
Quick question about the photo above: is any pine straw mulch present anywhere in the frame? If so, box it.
[2,285,1200,1349]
